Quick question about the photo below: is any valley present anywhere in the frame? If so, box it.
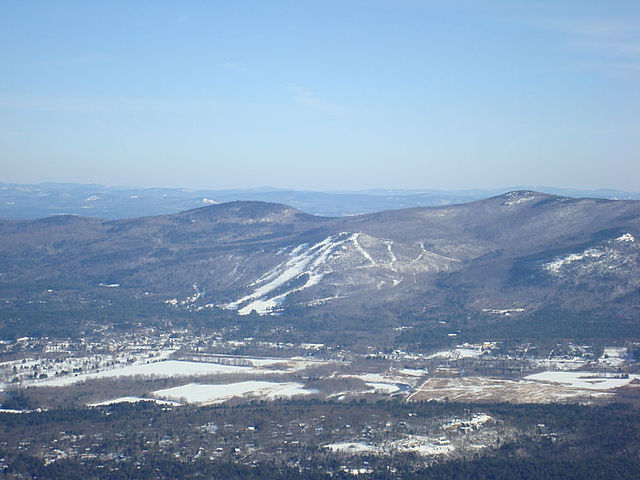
[2,192,640,478]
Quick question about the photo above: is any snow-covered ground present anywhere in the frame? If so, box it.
[225,231,460,315]
[525,371,638,390]
[152,381,316,405]
[599,347,627,368]
[616,233,635,244]
[427,344,491,360]
[88,396,180,407]
[442,413,493,431]
[481,308,525,316]
[502,191,537,207]
[325,436,455,457]
[28,360,278,387]
[408,376,618,403]
[340,372,419,393]
[366,382,403,394]
[226,233,354,315]
[530,357,588,370]
[545,248,604,275]
[324,442,377,454]
[399,368,428,377]
[543,232,637,277]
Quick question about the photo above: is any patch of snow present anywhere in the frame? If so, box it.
[152,381,315,405]
[600,347,627,367]
[428,344,489,360]
[324,442,378,454]
[400,368,428,377]
[307,295,347,307]
[525,371,638,390]
[30,360,274,387]
[227,233,353,315]
[366,382,402,394]
[88,396,180,407]
[544,248,604,274]
[325,436,454,457]
[385,240,397,263]
[352,233,377,267]
[443,413,493,431]
[503,191,536,207]
[391,436,455,456]
[482,307,524,316]
[414,242,460,264]
[615,233,635,243]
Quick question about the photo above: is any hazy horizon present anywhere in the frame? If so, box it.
[2,1,639,191]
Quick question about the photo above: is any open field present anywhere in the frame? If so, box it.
[408,374,640,404]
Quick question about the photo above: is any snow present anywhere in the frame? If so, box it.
[482,307,525,316]
[340,372,417,392]
[366,382,402,394]
[30,360,271,387]
[152,381,315,405]
[503,191,536,207]
[525,371,638,390]
[400,368,428,377]
[226,230,465,315]
[428,344,487,360]
[227,234,353,315]
[545,248,604,274]
[531,357,588,370]
[385,240,397,263]
[88,396,180,407]
[352,233,377,267]
[544,233,638,277]
[414,242,460,264]
[615,233,635,243]
[408,376,613,403]
[325,436,455,457]
[442,413,492,430]
[324,442,377,454]
[600,347,627,367]
[392,436,455,456]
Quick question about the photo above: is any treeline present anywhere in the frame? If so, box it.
[3,451,640,480]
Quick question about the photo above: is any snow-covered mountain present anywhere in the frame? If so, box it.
[1,191,640,339]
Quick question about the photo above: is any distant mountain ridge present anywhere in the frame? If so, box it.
[1,190,639,343]
[2,181,639,220]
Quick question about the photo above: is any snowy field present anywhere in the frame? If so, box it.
[29,360,281,387]
[88,396,180,407]
[325,436,455,457]
[152,381,316,405]
[427,343,494,360]
[338,372,420,395]
[408,376,619,403]
[524,371,639,390]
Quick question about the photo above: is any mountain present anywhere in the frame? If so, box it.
[1,191,639,344]
[2,181,640,220]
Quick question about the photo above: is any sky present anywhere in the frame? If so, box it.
[1,0,639,191]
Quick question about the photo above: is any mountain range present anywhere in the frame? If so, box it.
[1,190,639,345]
[2,181,640,219]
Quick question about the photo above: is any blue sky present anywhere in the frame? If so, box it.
[1,0,639,190]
